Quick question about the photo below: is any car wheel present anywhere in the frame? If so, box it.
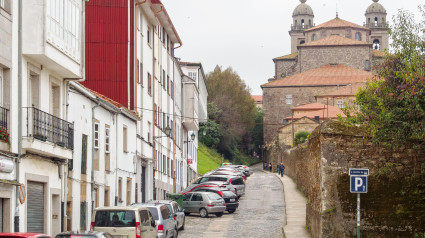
[180,218,185,230]
[215,212,223,217]
[228,209,236,214]
[199,208,208,218]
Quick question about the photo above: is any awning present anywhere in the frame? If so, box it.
[0,179,21,186]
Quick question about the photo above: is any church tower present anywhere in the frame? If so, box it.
[289,0,314,53]
[365,0,389,50]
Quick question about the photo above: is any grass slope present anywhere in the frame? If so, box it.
[198,142,228,175]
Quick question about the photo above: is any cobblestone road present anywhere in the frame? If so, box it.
[179,163,286,238]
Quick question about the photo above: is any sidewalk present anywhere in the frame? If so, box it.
[271,171,310,238]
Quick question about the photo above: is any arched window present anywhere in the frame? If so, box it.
[368,18,370,24]
[311,34,317,41]
[355,32,361,41]
[300,40,305,45]
[295,20,297,26]
[308,19,311,27]
[374,17,378,26]
[373,39,380,50]
[301,19,305,27]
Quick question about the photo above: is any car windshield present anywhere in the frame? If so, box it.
[94,210,136,227]
[222,191,235,197]
[207,193,222,200]
[147,207,159,221]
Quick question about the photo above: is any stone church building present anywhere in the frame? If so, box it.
[262,0,388,145]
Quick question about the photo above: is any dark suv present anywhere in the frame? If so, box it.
[192,187,239,213]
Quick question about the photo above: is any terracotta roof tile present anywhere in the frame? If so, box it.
[300,35,371,47]
[262,64,372,87]
[251,95,263,102]
[305,18,370,32]
[273,52,298,60]
[316,82,366,97]
[286,103,345,120]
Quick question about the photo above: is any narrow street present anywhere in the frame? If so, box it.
[179,163,286,238]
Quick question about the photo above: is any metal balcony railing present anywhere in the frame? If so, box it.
[24,107,74,150]
[0,106,9,130]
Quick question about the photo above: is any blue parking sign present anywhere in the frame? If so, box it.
[350,176,367,193]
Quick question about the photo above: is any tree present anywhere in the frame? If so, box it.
[205,66,257,158]
[349,5,425,147]
[294,131,310,146]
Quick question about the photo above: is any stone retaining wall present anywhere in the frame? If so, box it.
[268,120,425,237]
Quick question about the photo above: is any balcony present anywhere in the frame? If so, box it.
[23,107,73,160]
[0,106,9,151]
[291,24,314,31]
[363,22,389,29]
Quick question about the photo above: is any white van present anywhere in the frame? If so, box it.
[91,206,157,238]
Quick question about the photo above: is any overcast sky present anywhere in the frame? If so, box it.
[161,0,424,95]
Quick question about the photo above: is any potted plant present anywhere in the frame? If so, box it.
[0,127,10,147]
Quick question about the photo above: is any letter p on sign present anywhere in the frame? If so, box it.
[350,176,367,193]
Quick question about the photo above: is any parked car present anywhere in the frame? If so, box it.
[181,183,228,195]
[55,231,112,238]
[147,200,185,230]
[182,192,226,218]
[131,203,178,238]
[191,187,239,213]
[193,175,246,197]
[91,206,157,238]
[199,181,238,195]
[0,233,51,238]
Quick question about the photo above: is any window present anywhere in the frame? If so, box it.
[147,26,151,45]
[81,134,88,174]
[167,75,170,94]
[105,127,110,153]
[29,69,40,109]
[373,39,380,50]
[163,155,166,174]
[337,100,344,109]
[126,178,132,205]
[94,123,99,149]
[104,186,110,206]
[118,177,123,203]
[159,66,162,85]
[301,19,305,27]
[311,34,317,41]
[0,67,3,107]
[188,72,197,80]
[286,95,292,104]
[171,80,174,99]
[148,73,152,95]
[123,126,128,152]
[46,0,81,61]
[299,40,305,45]
[139,62,143,85]
[167,157,170,176]
[148,122,151,143]
[162,70,166,90]
[355,32,361,41]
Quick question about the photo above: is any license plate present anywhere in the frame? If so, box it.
[230,199,235,202]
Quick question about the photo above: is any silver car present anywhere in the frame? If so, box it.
[196,175,246,197]
[147,200,185,231]
[131,203,177,238]
[182,192,226,218]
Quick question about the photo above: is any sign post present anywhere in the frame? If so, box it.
[349,168,369,238]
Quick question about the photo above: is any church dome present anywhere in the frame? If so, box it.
[365,0,386,14]
[293,0,314,16]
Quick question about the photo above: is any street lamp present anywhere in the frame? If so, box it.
[184,132,196,187]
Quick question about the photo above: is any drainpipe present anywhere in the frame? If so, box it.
[91,99,100,213]
[15,0,22,232]
[114,112,119,205]
[127,0,131,109]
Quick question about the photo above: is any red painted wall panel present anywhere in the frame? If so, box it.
[84,0,134,109]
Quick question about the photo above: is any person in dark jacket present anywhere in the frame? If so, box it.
[278,163,285,177]
[268,163,272,172]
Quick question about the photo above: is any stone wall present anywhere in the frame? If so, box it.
[277,120,425,237]
[278,117,319,146]
[299,45,371,72]
[275,59,298,79]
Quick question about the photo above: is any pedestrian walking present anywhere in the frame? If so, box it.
[268,163,272,172]
[264,162,268,170]
[280,163,285,177]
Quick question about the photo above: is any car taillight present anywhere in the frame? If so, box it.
[136,222,141,238]
[218,191,224,197]
[207,203,214,207]
[158,224,164,233]
[90,222,94,231]
[229,178,232,183]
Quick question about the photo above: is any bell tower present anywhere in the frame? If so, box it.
[289,0,314,53]
[365,0,389,50]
